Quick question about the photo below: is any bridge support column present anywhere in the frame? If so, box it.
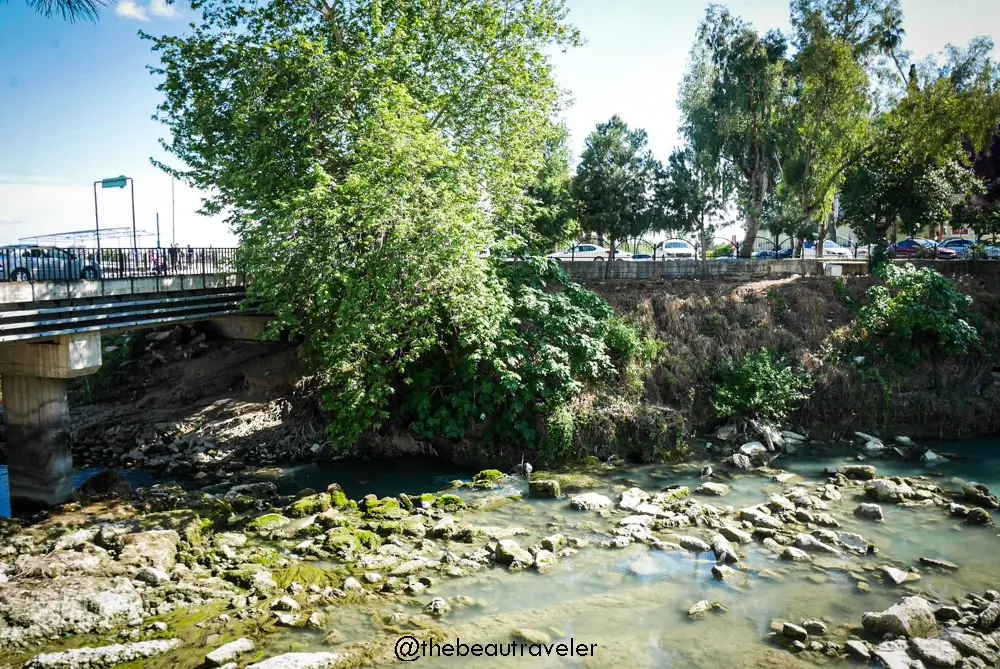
[0,334,101,515]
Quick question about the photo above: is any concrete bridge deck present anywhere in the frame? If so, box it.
[0,273,264,516]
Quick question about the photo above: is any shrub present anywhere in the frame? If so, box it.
[855,263,978,363]
[712,349,812,425]
[539,404,575,466]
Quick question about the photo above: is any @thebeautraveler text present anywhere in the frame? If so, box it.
[394,635,598,661]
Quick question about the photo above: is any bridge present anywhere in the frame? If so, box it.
[0,248,267,515]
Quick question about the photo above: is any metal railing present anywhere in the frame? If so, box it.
[0,247,239,282]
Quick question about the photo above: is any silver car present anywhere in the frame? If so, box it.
[1,245,102,281]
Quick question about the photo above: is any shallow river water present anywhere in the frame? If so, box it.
[249,439,1000,668]
[1,438,998,668]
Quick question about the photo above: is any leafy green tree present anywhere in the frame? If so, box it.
[779,13,871,256]
[790,0,902,63]
[660,147,725,270]
[145,0,587,449]
[522,125,579,253]
[685,6,788,257]
[572,115,660,276]
[952,200,1000,241]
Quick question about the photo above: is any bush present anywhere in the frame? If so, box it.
[708,243,735,259]
[855,263,978,363]
[539,404,575,466]
[712,349,812,425]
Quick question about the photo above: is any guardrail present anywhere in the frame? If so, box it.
[0,247,239,282]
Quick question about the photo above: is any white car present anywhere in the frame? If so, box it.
[659,240,697,260]
[546,244,632,261]
[801,240,852,258]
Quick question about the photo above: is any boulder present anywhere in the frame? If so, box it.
[528,479,561,498]
[861,596,938,638]
[207,638,255,667]
[76,470,133,502]
[881,566,919,585]
[979,601,1000,629]
[962,482,999,509]
[424,598,451,617]
[920,450,948,465]
[730,454,753,470]
[780,546,810,562]
[854,503,885,522]
[687,600,727,617]
[618,488,650,511]
[710,534,739,564]
[863,442,886,458]
[134,567,171,586]
[695,482,730,497]
[569,493,613,511]
[781,623,808,642]
[713,425,738,441]
[909,638,961,667]
[677,536,711,553]
[844,640,871,661]
[841,465,877,480]
[246,653,344,669]
[941,632,998,665]
[865,479,913,503]
[24,640,180,669]
[117,530,180,571]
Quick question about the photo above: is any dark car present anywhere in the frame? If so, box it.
[940,238,975,258]
[776,248,794,259]
[887,238,959,259]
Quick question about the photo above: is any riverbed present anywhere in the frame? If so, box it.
[0,438,998,668]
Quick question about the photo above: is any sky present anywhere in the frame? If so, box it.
[0,0,998,247]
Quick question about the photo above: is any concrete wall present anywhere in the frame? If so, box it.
[559,259,866,282]
[0,273,246,305]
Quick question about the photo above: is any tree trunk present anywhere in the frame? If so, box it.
[699,214,708,278]
[606,236,614,280]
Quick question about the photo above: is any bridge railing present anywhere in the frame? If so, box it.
[0,247,239,282]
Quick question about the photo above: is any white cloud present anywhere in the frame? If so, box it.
[115,0,149,21]
[148,0,180,19]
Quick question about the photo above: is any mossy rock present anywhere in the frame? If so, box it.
[398,493,414,512]
[660,485,690,503]
[369,520,403,537]
[315,508,358,530]
[529,471,602,493]
[246,513,290,533]
[470,495,512,511]
[417,493,437,507]
[180,516,213,545]
[361,496,405,519]
[433,494,466,511]
[528,479,562,499]
[329,488,349,509]
[324,527,382,554]
[286,493,332,518]
[471,469,508,489]
[449,480,474,490]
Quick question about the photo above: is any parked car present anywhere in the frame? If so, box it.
[940,238,975,258]
[776,248,794,259]
[659,240,696,260]
[752,250,778,259]
[546,244,632,261]
[801,240,853,258]
[0,245,102,281]
[631,253,654,262]
[887,238,959,259]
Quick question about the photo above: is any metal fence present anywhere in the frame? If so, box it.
[0,247,239,282]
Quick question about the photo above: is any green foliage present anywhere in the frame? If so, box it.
[854,263,979,363]
[712,350,812,424]
[658,147,725,256]
[540,404,575,466]
[403,258,648,450]
[571,115,662,266]
[71,331,147,404]
[522,124,580,253]
[708,243,736,259]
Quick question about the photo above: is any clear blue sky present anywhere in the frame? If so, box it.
[1,0,997,246]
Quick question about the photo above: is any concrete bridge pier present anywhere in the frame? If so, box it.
[0,334,101,515]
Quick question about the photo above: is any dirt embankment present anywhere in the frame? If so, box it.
[592,273,1000,441]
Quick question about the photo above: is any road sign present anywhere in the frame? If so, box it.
[101,176,128,189]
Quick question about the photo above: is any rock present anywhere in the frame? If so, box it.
[540,534,566,552]
[841,464,877,480]
[713,425,738,441]
[881,566,919,585]
[781,623,808,642]
[569,493,613,511]
[618,488,650,511]
[494,540,533,570]
[76,470,134,502]
[246,653,344,669]
[921,450,948,465]
[628,554,659,577]
[802,620,827,635]
[424,597,451,617]
[719,526,752,544]
[710,534,739,564]
[271,596,301,611]
[844,639,871,661]
[909,638,961,667]
[533,549,556,572]
[854,503,885,521]
[511,628,552,644]
[934,606,962,622]
[962,482,999,509]
[710,564,735,581]
[207,638,255,667]
[862,596,938,638]
[677,536,711,553]
[134,567,171,586]
[781,546,810,562]
[695,482,730,496]
[307,612,325,629]
[865,478,913,503]
[979,602,1000,629]
[793,534,839,554]
[874,639,916,669]
[687,600,727,617]
[855,431,880,443]
[118,530,180,571]
[528,479,561,498]
[966,508,995,525]
[863,442,887,458]
[767,494,796,513]
[918,557,959,571]
[224,482,279,501]
[894,436,916,447]
[941,632,998,665]
[730,453,753,470]
[24,639,181,669]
